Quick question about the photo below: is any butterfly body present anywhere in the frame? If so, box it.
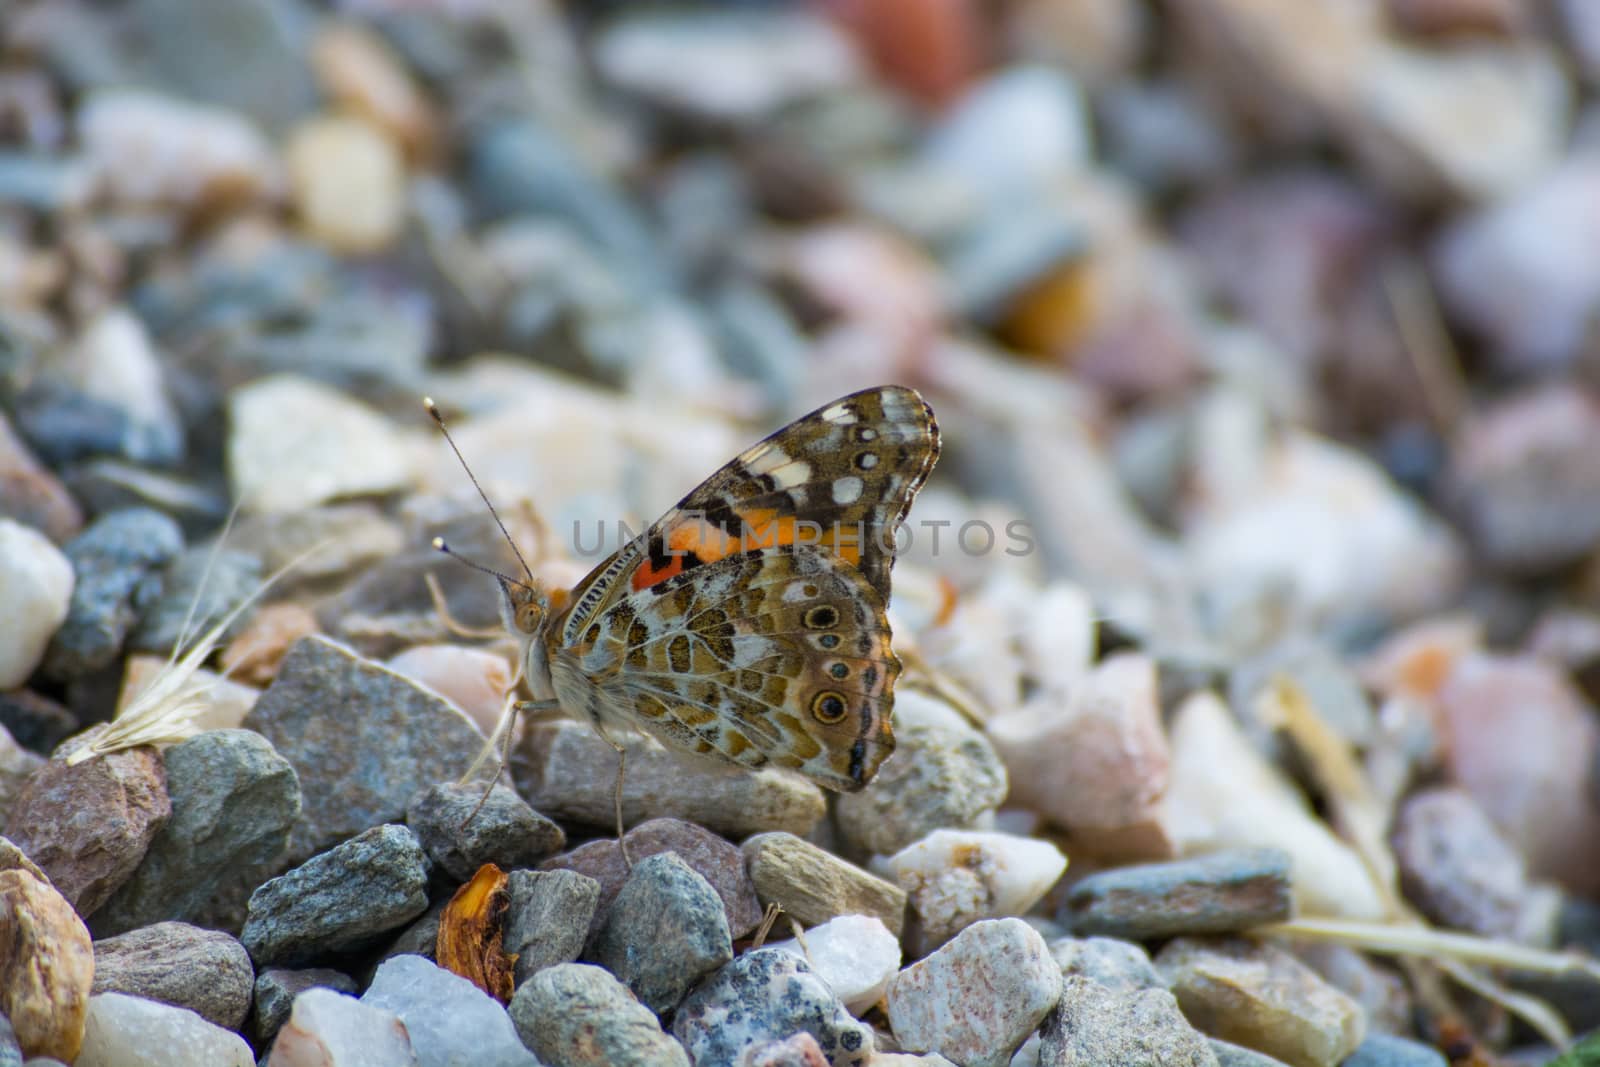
[498,385,939,793]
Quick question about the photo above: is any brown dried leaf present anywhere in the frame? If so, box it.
[436,863,517,1004]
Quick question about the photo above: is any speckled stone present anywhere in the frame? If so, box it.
[0,869,94,1063]
[509,963,689,1067]
[251,967,358,1045]
[91,922,253,1031]
[1039,975,1218,1066]
[504,869,601,985]
[405,781,565,882]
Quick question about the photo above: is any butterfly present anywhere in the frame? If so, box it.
[433,385,939,844]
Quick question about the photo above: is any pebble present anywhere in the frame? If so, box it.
[126,545,262,655]
[229,504,405,591]
[219,602,321,687]
[361,954,539,1067]
[0,723,43,817]
[242,634,486,862]
[3,734,170,917]
[0,690,76,756]
[75,993,253,1067]
[1049,936,1162,994]
[833,719,1008,857]
[0,835,48,884]
[284,115,406,254]
[379,900,443,968]
[516,720,825,839]
[1435,653,1600,896]
[240,824,431,968]
[673,947,875,1067]
[113,655,259,735]
[508,963,689,1067]
[0,869,93,1063]
[746,1032,831,1067]
[1061,848,1293,940]
[922,66,1091,199]
[1163,692,1386,920]
[504,868,601,984]
[1155,938,1366,1067]
[545,817,759,946]
[91,922,253,1031]
[227,374,417,516]
[0,413,82,543]
[1291,943,1413,1038]
[252,968,357,1046]
[1342,1034,1449,1067]
[1387,0,1522,35]
[877,829,1067,954]
[385,645,514,736]
[1231,639,1376,749]
[405,782,564,882]
[1210,1039,1292,1067]
[742,831,908,937]
[1040,975,1219,1067]
[887,918,1061,1067]
[54,309,184,470]
[91,728,297,936]
[988,652,1173,861]
[265,987,417,1067]
[1392,786,1546,940]
[76,88,281,210]
[0,521,73,688]
[310,24,438,163]
[40,508,184,681]
[766,914,902,1014]
[587,852,733,1016]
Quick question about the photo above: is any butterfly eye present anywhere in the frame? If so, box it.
[811,690,848,724]
[804,605,839,630]
[517,603,543,633]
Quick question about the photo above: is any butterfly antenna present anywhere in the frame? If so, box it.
[424,396,536,583]
[431,537,530,590]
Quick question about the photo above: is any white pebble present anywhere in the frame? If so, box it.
[267,987,418,1066]
[362,954,538,1067]
[76,992,253,1067]
[766,914,902,1015]
[285,115,406,254]
[0,519,73,688]
[386,646,514,736]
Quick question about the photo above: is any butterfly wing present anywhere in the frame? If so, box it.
[579,545,899,791]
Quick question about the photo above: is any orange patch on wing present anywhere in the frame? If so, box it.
[737,506,863,566]
[632,516,741,591]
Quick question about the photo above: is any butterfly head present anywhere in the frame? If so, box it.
[497,577,551,638]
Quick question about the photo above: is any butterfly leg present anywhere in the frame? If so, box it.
[459,698,561,829]
[591,722,633,869]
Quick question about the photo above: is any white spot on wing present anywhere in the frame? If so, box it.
[832,476,864,504]
[823,403,857,423]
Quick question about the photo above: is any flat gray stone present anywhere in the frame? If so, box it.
[242,634,486,862]
[240,824,430,967]
[1062,849,1293,940]
[509,962,689,1067]
[92,921,254,1031]
[251,967,357,1046]
[405,781,564,882]
[1039,975,1218,1066]
[505,869,600,985]
[742,831,906,937]
[1209,1039,1291,1067]
[1341,1034,1449,1067]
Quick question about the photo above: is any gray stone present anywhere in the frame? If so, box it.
[834,721,1008,857]
[362,954,540,1067]
[379,900,444,967]
[41,508,183,680]
[251,967,357,1046]
[1392,786,1536,940]
[1061,849,1293,940]
[673,948,873,1067]
[509,962,689,1067]
[242,634,486,862]
[91,921,253,1031]
[742,831,906,936]
[0,725,42,823]
[1039,976,1218,1066]
[240,824,430,967]
[0,690,76,754]
[1210,1039,1292,1067]
[505,869,600,985]
[1341,1034,1449,1067]
[92,729,299,936]
[587,852,732,1016]
[1049,936,1162,993]
[405,781,564,882]
[128,545,262,655]
[540,817,762,946]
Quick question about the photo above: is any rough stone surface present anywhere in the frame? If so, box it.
[1061,848,1293,940]
[504,868,601,985]
[542,817,761,945]
[515,720,825,839]
[0,869,93,1062]
[587,852,733,1016]
[41,509,184,681]
[242,635,486,862]
[886,918,1061,1067]
[673,947,874,1067]
[361,954,539,1067]
[267,986,418,1066]
[92,729,299,936]
[746,1032,832,1067]
[509,962,690,1067]
[834,720,1008,857]
[91,922,253,1031]
[1038,975,1219,1066]
[1155,938,1366,1067]
[3,733,170,917]
[405,781,565,882]
[75,992,253,1066]
[252,967,357,1046]
[240,824,430,967]
[742,831,907,936]
[766,914,902,1015]
[1049,936,1162,993]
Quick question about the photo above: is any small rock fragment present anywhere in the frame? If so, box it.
[509,962,689,1067]
[1048,936,1162,993]
[887,918,1061,1067]
[75,993,253,1067]
[0,412,83,544]
[587,852,733,1016]
[1039,975,1218,1066]
[1209,1039,1292,1067]
[673,947,874,1067]
[252,968,357,1046]
[0,521,73,688]
[1061,849,1293,940]
[0,869,93,1062]
[1155,938,1366,1067]
[284,115,405,254]
[266,987,417,1067]
[362,954,539,1067]
[766,914,902,1014]
[406,782,564,882]
[385,645,515,736]
[92,922,253,1031]
[743,831,907,936]
[219,602,320,687]
[878,829,1067,953]
[1340,1034,1448,1067]
[0,724,42,818]
[747,1032,831,1067]
[240,824,430,967]
[504,869,601,984]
